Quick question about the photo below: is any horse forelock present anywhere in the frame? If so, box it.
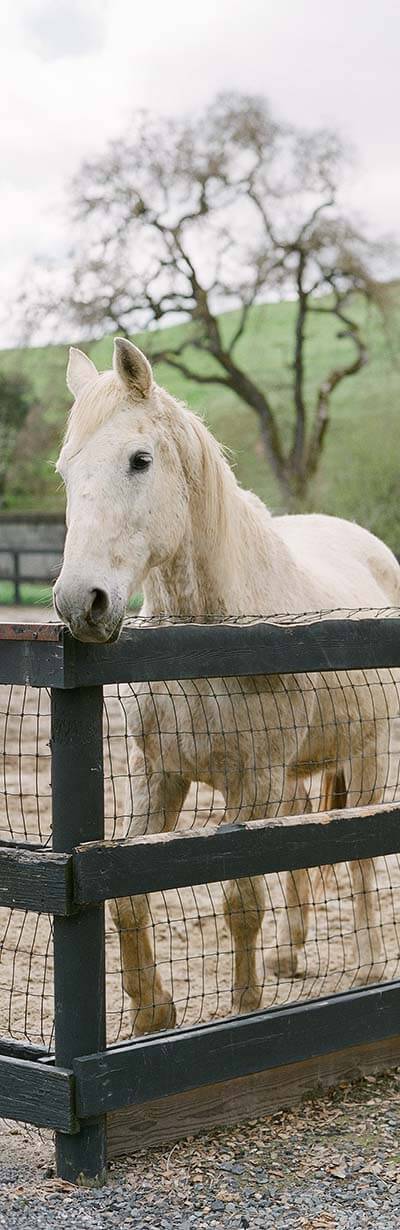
[65,371,125,447]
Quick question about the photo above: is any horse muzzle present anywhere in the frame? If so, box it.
[53,581,124,644]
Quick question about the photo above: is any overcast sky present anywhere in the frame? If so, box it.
[1,0,399,345]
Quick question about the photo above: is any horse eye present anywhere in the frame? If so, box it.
[129,451,152,473]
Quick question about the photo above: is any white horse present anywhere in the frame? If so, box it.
[54,338,400,1034]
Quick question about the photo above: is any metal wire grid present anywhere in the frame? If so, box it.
[0,684,51,846]
[103,671,400,836]
[107,858,400,1042]
[0,610,399,1051]
[2,860,400,1048]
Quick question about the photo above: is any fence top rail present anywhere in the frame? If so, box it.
[0,547,62,555]
[0,623,61,642]
[0,611,399,687]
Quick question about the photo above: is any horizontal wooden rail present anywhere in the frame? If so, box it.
[0,843,73,913]
[0,626,64,686]
[0,1036,50,1063]
[0,1053,77,1131]
[2,803,400,914]
[0,616,399,686]
[63,616,400,688]
[107,1033,400,1157]
[74,802,400,903]
[74,980,400,1118]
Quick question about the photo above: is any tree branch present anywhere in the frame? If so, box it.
[306,293,368,479]
[296,197,334,243]
[150,354,235,387]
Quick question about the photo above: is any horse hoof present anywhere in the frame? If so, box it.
[133,996,177,1036]
[269,952,300,979]
[233,986,263,1014]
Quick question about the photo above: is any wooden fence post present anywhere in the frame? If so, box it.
[13,550,21,605]
[51,685,106,1183]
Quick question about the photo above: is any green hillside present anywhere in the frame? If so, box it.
[1,296,399,550]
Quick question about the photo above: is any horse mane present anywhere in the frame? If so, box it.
[157,388,272,560]
[158,391,238,550]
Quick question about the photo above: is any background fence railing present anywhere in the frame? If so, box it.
[0,546,62,602]
[0,613,400,1182]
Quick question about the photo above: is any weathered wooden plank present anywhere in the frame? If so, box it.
[0,845,73,914]
[74,981,400,1119]
[0,616,399,688]
[0,838,53,853]
[74,802,400,903]
[0,633,65,686]
[0,1036,50,1062]
[52,685,107,1182]
[108,1032,400,1156]
[0,1054,77,1132]
[0,623,62,642]
[62,617,400,688]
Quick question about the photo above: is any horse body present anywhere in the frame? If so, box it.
[54,339,400,1032]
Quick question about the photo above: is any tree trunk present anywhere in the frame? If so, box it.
[215,353,292,497]
[290,255,307,480]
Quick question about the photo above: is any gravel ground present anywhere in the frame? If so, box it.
[1,1071,400,1228]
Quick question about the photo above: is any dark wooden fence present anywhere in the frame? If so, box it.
[0,546,62,602]
[0,617,400,1183]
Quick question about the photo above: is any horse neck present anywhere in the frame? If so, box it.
[142,525,227,617]
[142,416,285,618]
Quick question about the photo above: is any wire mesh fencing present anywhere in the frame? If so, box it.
[1,609,400,1052]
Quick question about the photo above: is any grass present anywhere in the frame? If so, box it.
[1,293,400,550]
[0,581,53,607]
[0,580,143,610]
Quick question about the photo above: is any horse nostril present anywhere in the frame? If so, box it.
[88,588,109,623]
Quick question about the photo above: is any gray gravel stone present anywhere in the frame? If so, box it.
[1,1070,400,1228]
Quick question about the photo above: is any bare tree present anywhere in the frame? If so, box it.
[19,94,392,502]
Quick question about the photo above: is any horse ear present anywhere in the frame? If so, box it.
[113,338,153,398]
[67,348,98,399]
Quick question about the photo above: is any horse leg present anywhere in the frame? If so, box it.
[222,775,276,1014]
[270,769,349,979]
[223,873,267,1014]
[223,772,315,1008]
[351,857,385,981]
[268,777,315,979]
[109,758,190,1035]
[347,756,387,982]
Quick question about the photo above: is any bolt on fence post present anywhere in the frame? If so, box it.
[51,685,106,1183]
